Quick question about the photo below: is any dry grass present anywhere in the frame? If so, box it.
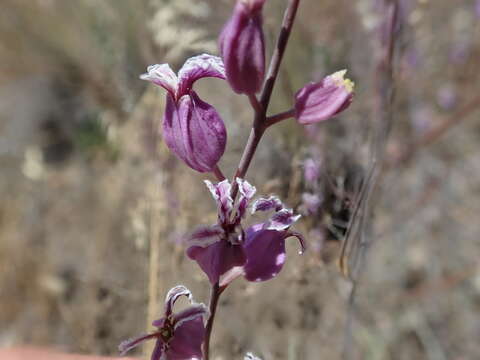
[1,0,480,359]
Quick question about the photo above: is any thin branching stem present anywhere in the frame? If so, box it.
[203,282,221,360]
[203,1,302,359]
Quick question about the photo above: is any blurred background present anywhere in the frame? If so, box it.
[1,0,480,359]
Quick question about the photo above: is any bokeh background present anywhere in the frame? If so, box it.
[1,0,480,359]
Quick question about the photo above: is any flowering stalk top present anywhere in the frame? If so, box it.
[119,285,208,360]
[141,54,227,173]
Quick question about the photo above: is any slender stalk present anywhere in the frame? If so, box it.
[203,1,302,359]
[266,108,295,127]
[203,283,221,360]
[212,165,226,181]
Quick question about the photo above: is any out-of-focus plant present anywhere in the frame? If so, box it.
[119,0,354,359]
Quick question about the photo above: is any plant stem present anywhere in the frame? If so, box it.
[212,165,226,181]
[260,0,301,110]
[203,282,221,360]
[266,108,295,127]
[203,1,302,358]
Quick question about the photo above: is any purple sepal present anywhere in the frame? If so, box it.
[173,304,209,329]
[243,224,306,282]
[167,316,205,360]
[187,240,246,284]
[219,0,266,94]
[163,91,226,173]
[295,70,354,125]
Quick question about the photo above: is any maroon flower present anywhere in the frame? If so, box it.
[295,70,354,125]
[187,179,305,285]
[141,54,227,172]
[219,0,266,94]
[186,179,255,284]
[119,285,207,360]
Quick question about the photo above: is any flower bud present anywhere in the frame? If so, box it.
[219,0,266,94]
[295,70,354,125]
[141,54,227,173]
[163,91,226,173]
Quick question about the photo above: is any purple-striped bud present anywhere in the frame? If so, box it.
[219,0,266,95]
[295,70,355,125]
[141,54,227,173]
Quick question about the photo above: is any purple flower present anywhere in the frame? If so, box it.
[119,285,207,360]
[141,54,227,173]
[186,179,256,284]
[219,0,266,94]
[295,70,354,125]
[243,205,305,282]
[187,179,305,285]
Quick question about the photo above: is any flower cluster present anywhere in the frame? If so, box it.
[187,179,305,285]
[123,0,356,358]
[140,1,353,175]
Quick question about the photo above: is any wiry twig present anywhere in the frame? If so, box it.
[203,2,302,359]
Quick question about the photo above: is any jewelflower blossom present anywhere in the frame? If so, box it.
[295,70,355,124]
[186,179,305,285]
[141,54,227,173]
[119,285,207,360]
[219,0,266,94]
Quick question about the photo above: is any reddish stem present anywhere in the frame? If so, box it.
[203,283,221,360]
[203,2,302,359]
[266,108,295,127]
[212,165,226,181]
